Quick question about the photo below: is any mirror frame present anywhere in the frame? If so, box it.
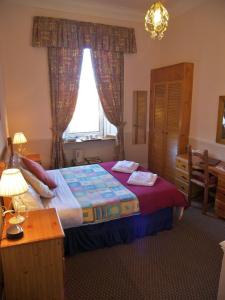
[216,96,225,145]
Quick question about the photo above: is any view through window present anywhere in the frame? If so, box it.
[64,49,117,139]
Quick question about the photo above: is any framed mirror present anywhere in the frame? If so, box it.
[216,96,225,144]
[132,91,147,145]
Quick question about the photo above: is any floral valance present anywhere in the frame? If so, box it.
[32,16,137,53]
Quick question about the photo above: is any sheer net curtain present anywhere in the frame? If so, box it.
[48,48,83,168]
[91,50,125,160]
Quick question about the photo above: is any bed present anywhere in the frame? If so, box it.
[42,161,187,255]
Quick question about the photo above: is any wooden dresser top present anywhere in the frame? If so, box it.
[0,208,64,248]
[177,153,225,177]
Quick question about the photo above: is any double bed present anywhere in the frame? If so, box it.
[42,161,187,255]
[0,141,187,255]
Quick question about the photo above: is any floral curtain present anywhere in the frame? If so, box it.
[33,16,137,54]
[91,50,125,160]
[32,16,137,166]
[48,48,83,168]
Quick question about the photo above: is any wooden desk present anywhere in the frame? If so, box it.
[176,154,225,218]
[0,161,6,176]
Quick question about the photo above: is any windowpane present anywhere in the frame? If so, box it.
[64,48,117,139]
[67,49,100,133]
[104,118,117,136]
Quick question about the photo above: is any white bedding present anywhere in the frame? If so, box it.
[43,169,83,229]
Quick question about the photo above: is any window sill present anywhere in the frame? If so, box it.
[63,136,116,144]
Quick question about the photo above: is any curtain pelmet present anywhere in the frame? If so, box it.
[32,16,137,54]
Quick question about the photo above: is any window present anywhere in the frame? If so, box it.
[64,49,117,140]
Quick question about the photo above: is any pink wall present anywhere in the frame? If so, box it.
[2,0,223,167]
[0,2,159,167]
[158,0,225,160]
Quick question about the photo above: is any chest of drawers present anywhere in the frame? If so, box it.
[176,154,225,219]
[0,208,65,300]
[215,176,225,218]
[175,154,201,199]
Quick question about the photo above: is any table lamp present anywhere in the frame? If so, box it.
[13,132,27,155]
[0,168,28,224]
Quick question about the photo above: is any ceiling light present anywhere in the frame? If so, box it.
[145,1,169,40]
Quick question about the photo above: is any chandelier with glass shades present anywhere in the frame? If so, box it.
[144,1,169,40]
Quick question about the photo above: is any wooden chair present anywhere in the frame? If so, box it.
[188,145,217,214]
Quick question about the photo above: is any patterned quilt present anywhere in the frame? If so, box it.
[60,164,139,224]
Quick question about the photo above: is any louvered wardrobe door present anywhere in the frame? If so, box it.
[163,81,182,182]
[149,83,167,175]
[149,63,193,183]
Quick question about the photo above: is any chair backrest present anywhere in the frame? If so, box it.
[187,145,209,185]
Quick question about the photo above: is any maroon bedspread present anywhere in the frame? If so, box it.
[100,161,187,215]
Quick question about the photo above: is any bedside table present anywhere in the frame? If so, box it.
[0,161,6,176]
[71,159,88,166]
[25,153,41,164]
[0,208,65,300]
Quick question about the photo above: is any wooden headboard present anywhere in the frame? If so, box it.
[0,73,9,168]
[0,86,7,163]
[0,67,6,296]
[0,129,8,165]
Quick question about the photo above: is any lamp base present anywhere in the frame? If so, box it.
[6,225,24,240]
[9,215,25,225]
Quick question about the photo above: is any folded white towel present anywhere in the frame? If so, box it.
[112,160,139,173]
[118,160,135,169]
[127,171,158,186]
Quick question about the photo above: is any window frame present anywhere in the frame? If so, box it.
[64,104,104,138]
[63,48,117,140]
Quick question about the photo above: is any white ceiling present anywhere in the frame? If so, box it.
[71,0,207,14]
[5,0,209,21]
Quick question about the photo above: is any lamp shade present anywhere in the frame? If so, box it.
[0,169,28,197]
[13,132,27,145]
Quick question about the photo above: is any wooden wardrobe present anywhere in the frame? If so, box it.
[148,62,194,183]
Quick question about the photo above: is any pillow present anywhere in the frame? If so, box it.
[12,185,44,211]
[21,168,55,199]
[21,156,57,189]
